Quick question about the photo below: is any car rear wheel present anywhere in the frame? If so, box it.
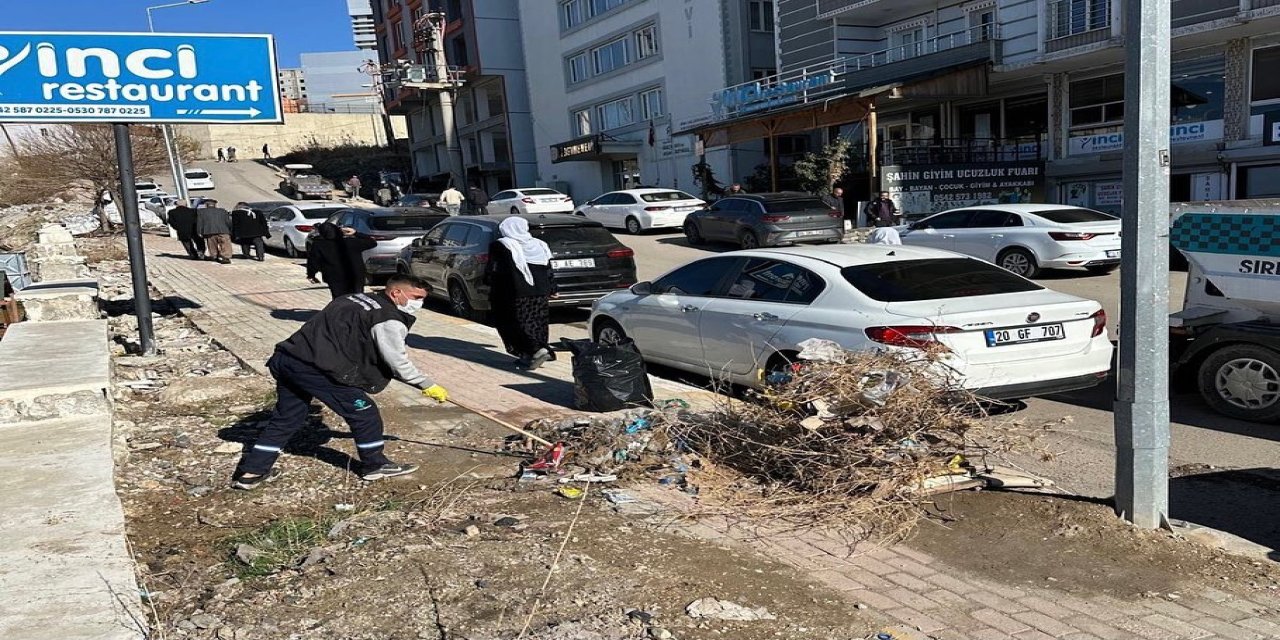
[739,231,761,250]
[284,238,300,259]
[684,221,705,245]
[1086,265,1118,275]
[593,318,627,345]
[448,281,476,320]
[1197,345,1280,423]
[625,216,643,235]
[997,247,1039,279]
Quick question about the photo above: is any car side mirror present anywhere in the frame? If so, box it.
[909,222,926,231]
[630,281,653,296]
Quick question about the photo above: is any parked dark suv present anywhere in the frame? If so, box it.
[683,192,844,249]
[396,214,637,318]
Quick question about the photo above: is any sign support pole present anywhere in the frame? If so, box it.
[113,123,157,356]
[1114,0,1171,528]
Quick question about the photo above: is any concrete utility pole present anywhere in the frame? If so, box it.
[1114,0,1172,528]
[420,11,467,190]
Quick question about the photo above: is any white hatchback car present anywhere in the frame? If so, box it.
[486,188,575,215]
[184,168,216,191]
[575,188,706,234]
[589,245,1113,400]
[263,203,352,258]
[898,204,1122,278]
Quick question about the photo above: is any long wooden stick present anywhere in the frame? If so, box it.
[445,397,554,447]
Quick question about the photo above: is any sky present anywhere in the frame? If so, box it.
[1,0,356,68]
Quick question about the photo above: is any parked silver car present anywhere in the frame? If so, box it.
[315,207,449,276]
[683,192,844,249]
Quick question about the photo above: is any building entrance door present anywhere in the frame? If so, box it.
[613,158,641,190]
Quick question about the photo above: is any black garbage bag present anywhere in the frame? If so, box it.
[563,338,654,412]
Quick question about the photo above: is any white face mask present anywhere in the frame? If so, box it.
[398,298,424,314]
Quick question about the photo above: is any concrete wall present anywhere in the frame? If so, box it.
[174,112,408,160]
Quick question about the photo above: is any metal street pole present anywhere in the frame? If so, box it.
[114,124,157,356]
[1114,0,1171,528]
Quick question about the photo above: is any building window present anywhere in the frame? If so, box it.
[450,35,469,66]
[492,131,510,164]
[592,38,629,75]
[635,25,659,59]
[574,109,592,136]
[1172,55,1224,124]
[1251,47,1280,104]
[1069,73,1124,130]
[568,53,589,83]
[486,88,505,118]
[1049,0,1109,39]
[412,6,425,23]
[391,19,404,52]
[590,0,625,16]
[596,97,635,130]
[749,1,775,32]
[639,88,664,120]
[752,68,777,80]
[967,7,996,42]
[562,0,586,28]
[446,0,462,22]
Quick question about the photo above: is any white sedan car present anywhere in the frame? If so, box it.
[589,244,1113,400]
[486,188,574,215]
[184,168,216,191]
[575,188,705,234]
[898,204,1122,278]
[263,203,352,257]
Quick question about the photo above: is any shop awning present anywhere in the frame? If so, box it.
[551,133,643,164]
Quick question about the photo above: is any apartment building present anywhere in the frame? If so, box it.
[277,68,307,103]
[685,0,1280,215]
[515,0,776,200]
[372,0,537,192]
[350,0,379,50]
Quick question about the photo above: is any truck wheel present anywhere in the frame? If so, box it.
[1197,344,1280,423]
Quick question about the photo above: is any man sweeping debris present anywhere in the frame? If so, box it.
[231,274,450,489]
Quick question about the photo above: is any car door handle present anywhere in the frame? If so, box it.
[753,312,778,321]
[990,233,1004,238]
[681,305,699,313]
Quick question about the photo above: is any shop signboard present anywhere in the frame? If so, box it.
[552,135,600,163]
[1264,112,1280,146]
[659,135,693,158]
[1095,182,1123,207]
[881,161,1045,216]
[1068,119,1223,155]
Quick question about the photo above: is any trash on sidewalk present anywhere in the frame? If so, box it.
[602,489,638,504]
[685,597,775,621]
[558,473,618,484]
[555,486,585,500]
[562,338,654,412]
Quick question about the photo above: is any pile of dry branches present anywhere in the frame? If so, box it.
[551,342,1057,541]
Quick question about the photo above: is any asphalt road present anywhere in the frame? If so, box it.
[198,160,1280,551]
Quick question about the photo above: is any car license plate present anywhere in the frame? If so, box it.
[1106,250,1120,258]
[795,230,825,237]
[985,323,1065,347]
[552,258,595,269]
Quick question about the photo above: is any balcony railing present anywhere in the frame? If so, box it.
[1046,0,1112,52]
[1173,0,1239,26]
[849,24,1000,70]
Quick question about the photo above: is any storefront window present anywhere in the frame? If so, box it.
[1171,55,1224,124]
[1004,96,1047,140]
[1251,47,1280,104]
[1069,74,1125,132]
[1237,164,1280,199]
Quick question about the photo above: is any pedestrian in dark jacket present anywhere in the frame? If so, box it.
[167,202,205,260]
[864,191,898,228]
[822,187,847,223]
[307,222,377,298]
[196,200,234,263]
[486,217,556,369]
[468,185,490,215]
[231,205,270,261]
[231,274,449,490]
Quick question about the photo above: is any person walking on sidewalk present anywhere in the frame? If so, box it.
[231,204,270,261]
[216,147,226,163]
[262,143,271,159]
[437,185,464,216]
[196,199,234,264]
[467,184,489,215]
[486,217,556,370]
[864,191,898,228]
[346,175,362,199]
[167,200,206,260]
[231,274,450,489]
[307,222,377,298]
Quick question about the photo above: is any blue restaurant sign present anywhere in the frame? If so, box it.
[0,31,282,124]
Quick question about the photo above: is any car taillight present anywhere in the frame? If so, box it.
[644,206,671,211]
[607,247,634,259]
[1049,231,1097,241]
[762,214,791,223]
[865,325,962,349]
[522,197,536,204]
[1090,309,1107,338]
[562,197,573,202]
[827,210,842,219]
[296,225,314,232]
[476,253,489,264]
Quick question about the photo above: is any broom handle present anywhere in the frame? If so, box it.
[446,397,555,447]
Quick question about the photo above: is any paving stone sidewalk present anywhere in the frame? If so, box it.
[140,234,1280,640]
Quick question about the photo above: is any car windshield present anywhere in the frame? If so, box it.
[639,191,697,202]
[521,189,560,196]
[766,199,830,213]
[1034,208,1117,223]
[185,171,210,179]
[531,225,615,247]
[842,258,1043,302]
[370,215,443,231]
[301,207,347,219]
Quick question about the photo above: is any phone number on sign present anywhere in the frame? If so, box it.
[0,104,152,117]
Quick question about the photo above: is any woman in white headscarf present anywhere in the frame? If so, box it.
[486,216,557,369]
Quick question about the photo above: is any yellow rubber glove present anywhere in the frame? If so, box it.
[422,384,449,404]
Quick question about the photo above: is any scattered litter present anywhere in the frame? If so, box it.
[685,597,775,621]
[494,516,521,528]
[556,486,586,500]
[602,489,638,504]
[334,503,356,512]
[462,525,481,537]
[559,473,617,484]
[626,609,654,624]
